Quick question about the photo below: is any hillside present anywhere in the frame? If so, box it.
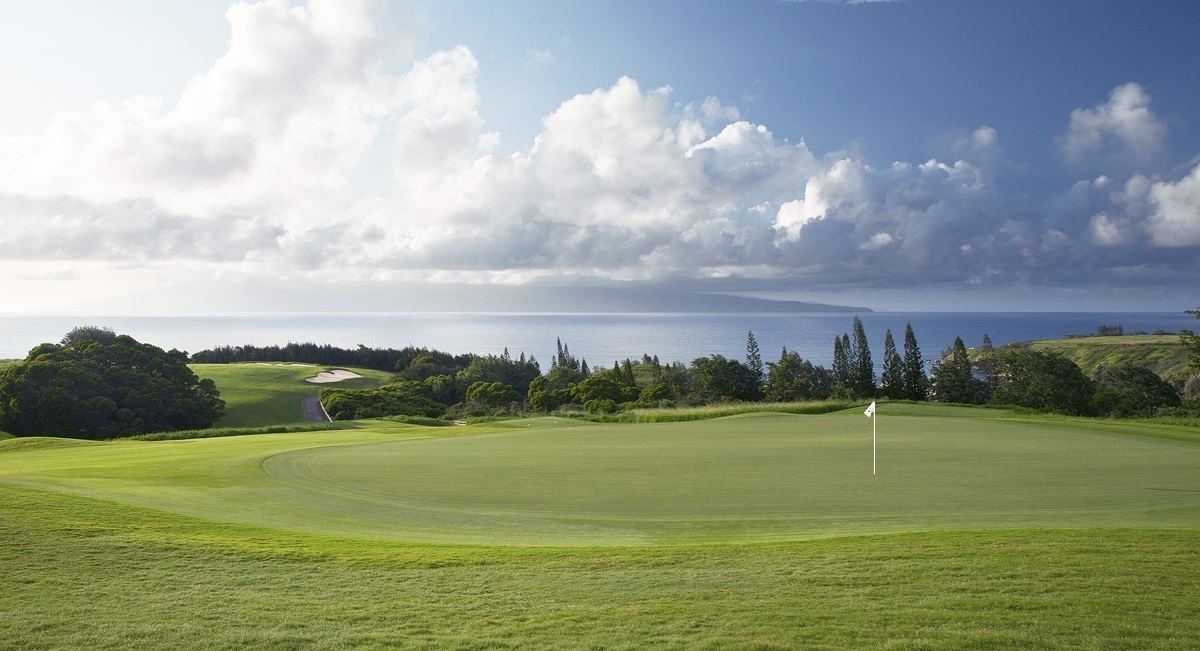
[192,363,395,428]
[984,334,1192,382]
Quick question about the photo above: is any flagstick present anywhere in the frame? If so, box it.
[872,409,876,475]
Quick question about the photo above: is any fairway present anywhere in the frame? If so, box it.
[3,409,1198,545]
[191,362,394,427]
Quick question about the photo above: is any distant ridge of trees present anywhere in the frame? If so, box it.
[191,342,472,373]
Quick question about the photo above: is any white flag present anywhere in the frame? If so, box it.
[864,402,876,417]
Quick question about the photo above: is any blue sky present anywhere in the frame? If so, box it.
[1,0,1198,313]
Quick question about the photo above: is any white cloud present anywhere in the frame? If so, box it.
[1057,82,1168,176]
[0,0,389,226]
[1089,212,1128,246]
[1145,162,1200,247]
[0,6,1196,311]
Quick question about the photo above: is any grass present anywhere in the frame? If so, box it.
[192,362,394,427]
[993,334,1191,381]
[10,407,1196,546]
[576,399,857,422]
[2,404,1198,648]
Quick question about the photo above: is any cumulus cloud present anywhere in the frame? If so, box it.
[1145,163,1200,247]
[0,2,1196,305]
[1057,82,1168,176]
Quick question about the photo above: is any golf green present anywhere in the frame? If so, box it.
[6,409,1197,546]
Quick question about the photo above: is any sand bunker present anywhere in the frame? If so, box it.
[304,369,363,383]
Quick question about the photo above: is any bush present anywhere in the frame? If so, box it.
[1092,364,1181,418]
[987,350,1095,416]
[320,381,446,420]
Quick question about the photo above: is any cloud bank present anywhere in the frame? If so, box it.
[1,0,1197,308]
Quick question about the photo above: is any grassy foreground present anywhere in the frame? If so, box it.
[2,406,1198,648]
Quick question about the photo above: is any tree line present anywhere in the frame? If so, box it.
[4,310,1197,439]
[316,313,1200,421]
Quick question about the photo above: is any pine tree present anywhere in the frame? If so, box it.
[746,331,764,384]
[622,358,636,386]
[1180,308,1200,375]
[931,336,984,404]
[850,317,875,397]
[901,322,929,401]
[880,329,904,399]
[832,335,850,394]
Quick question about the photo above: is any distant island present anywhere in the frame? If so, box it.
[445,285,870,313]
[54,278,870,314]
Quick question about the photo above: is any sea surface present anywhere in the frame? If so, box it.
[0,312,1194,368]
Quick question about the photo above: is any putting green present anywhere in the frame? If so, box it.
[3,411,1198,545]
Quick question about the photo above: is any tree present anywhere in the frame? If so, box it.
[901,323,929,401]
[570,376,638,406]
[621,358,637,387]
[879,329,904,399]
[849,317,876,398]
[636,382,675,407]
[463,381,522,413]
[987,350,1095,416]
[1181,308,1200,375]
[746,331,764,387]
[546,338,586,389]
[1092,364,1181,418]
[931,337,987,404]
[61,325,118,347]
[0,332,224,439]
[765,347,832,402]
[456,350,540,396]
[831,335,850,396]
[688,354,763,403]
[322,381,445,420]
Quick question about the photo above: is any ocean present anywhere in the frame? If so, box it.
[0,312,1194,368]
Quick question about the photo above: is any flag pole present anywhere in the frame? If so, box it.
[864,401,876,475]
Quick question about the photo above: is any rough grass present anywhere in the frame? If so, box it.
[1,485,1197,650]
[191,362,394,427]
[125,421,364,442]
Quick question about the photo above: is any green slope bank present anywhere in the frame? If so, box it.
[192,363,394,427]
[986,335,1191,381]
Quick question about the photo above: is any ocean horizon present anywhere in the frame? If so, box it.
[1,311,1194,369]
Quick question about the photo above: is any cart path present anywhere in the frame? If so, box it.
[300,396,331,422]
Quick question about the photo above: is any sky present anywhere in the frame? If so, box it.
[1,0,1199,314]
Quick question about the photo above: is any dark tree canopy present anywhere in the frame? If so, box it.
[931,337,988,405]
[901,323,930,401]
[1181,307,1200,375]
[879,329,904,400]
[745,331,764,387]
[987,350,1095,416]
[765,347,832,402]
[61,325,118,347]
[689,354,763,403]
[1092,364,1181,418]
[849,317,876,398]
[0,331,224,439]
